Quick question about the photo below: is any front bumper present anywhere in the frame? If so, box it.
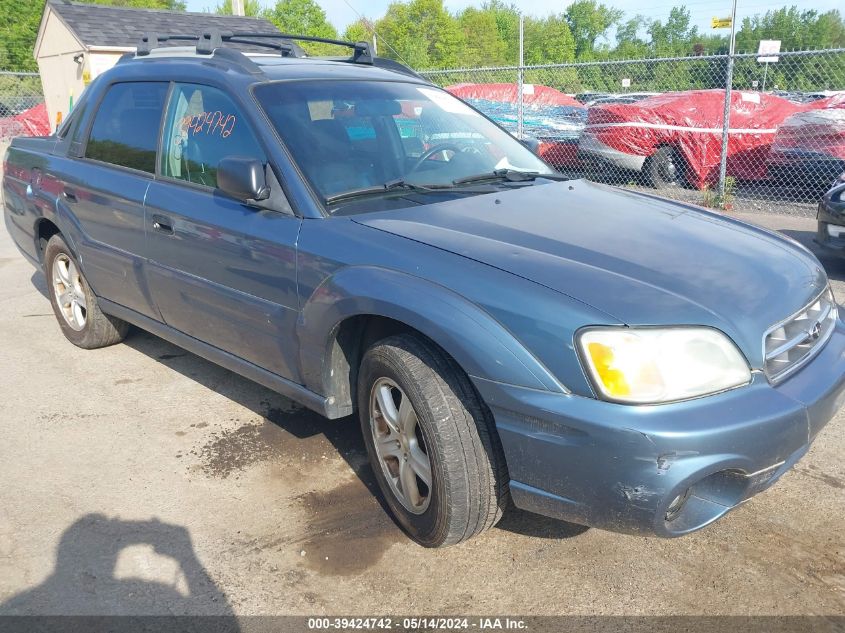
[473,318,845,537]
[577,133,646,173]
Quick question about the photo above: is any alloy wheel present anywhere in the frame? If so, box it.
[52,254,87,331]
[369,377,433,514]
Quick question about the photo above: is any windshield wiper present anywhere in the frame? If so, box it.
[325,179,445,205]
[452,169,567,186]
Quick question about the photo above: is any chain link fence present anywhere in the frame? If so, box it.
[0,71,45,142]
[421,48,845,212]
[1,52,843,211]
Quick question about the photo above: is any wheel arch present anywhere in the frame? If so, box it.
[298,266,566,417]
[34,217,62,262]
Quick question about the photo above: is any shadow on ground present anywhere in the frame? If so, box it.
[0,513,238,624]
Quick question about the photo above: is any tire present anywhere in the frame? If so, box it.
[357,333,509,548]
[644,146,685,189]
[43,234,129,349]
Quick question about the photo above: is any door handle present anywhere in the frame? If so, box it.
[62,188,77,203]
[151,215,174,235]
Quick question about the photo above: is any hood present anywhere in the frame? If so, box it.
[353,180,827,368]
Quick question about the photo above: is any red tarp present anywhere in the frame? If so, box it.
[581,89,808,188]
[0,102,50,139]
[446,83,586,168]
[446,83,582,108]
[771,94,845,163]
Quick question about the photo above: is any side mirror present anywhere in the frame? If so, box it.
[217,156,270,203]
[520,137,541,155]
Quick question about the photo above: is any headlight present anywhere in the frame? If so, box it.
[578,327,751,404]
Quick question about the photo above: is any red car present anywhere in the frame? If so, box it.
[446,83,587,169]
[578,90,805,189]
[767,94,845,191]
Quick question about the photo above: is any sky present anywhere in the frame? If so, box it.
[184,0,843,45]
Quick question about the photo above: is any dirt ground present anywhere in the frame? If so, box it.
[0,208,843,618]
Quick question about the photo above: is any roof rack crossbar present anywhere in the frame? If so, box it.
[225,32,373,63]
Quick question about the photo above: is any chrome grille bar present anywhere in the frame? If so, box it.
[764,286,838,382]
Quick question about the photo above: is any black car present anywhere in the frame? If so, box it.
[817,173,845,256]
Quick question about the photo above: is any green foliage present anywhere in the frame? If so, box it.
[1,0,844,85]
[0,0,43,71]
[565,1,623,58]
[702,177,736,211]
[524,14,576,66]
[375,0,464,68]
[458,7,505,67]
[263,0,341,55]
[342,18,373,46]
[0,0,186,72]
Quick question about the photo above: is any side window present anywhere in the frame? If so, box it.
[84,82,168,173]
[160,83,265,189]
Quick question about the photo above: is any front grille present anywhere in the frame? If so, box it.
[764,286,838,381]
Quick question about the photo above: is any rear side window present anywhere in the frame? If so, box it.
[85,82,168,173]
[160,83,265,189]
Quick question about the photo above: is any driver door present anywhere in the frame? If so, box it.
[144,82,302,382]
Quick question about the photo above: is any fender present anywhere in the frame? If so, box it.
[297,266,567,405]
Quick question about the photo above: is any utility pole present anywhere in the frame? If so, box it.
[717,0,738,201]
[517,14,524,140]
[232,0,245,16]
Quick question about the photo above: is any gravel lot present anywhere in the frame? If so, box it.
[0,201,843,620]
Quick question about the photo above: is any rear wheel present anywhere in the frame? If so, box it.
[44,234,129,349]
[644,146,686,188]
[358,334,509,547]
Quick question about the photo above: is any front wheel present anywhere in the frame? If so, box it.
[358,334,509,547]
[44,234,129,349]
[644,146,686,189]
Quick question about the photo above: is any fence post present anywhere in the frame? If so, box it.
[717,0,738,200]
[517,14,524,140]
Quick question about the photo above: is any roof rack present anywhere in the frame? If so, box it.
[137,30,371,62]
[134,29,424,81]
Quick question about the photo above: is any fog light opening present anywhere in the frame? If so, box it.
[665,488,691,522]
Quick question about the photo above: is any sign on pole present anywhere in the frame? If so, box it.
[757,39,781,63]
[711,17,732,29]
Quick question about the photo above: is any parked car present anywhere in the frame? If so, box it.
[446,83,587,169]
[578,89,805,188]
[767,96,845,193]
[583,92,660,107]
[4,34,845,548]
[0,102,50,141]
[816,175,845,257]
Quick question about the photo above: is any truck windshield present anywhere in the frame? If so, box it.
[253,80,556,207]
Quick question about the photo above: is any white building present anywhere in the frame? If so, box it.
[34,0,279,131]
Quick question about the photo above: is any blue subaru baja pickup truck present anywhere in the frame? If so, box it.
[4,31,844,547]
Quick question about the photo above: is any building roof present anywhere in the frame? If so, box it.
[46,0,281,52]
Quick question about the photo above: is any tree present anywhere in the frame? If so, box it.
[0,0,43,71]
[375,0,464,69]
[648,7,698,56]
[564,0,623,59]
[458,7,506,66]
[264,0,339,54]
[615,16,649,59]
[524,15,575,65]
[0,0,185,72]
[214,0,262,16]
[342,18,372,43]
[264,0,338,39]
[483,0,520,64]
